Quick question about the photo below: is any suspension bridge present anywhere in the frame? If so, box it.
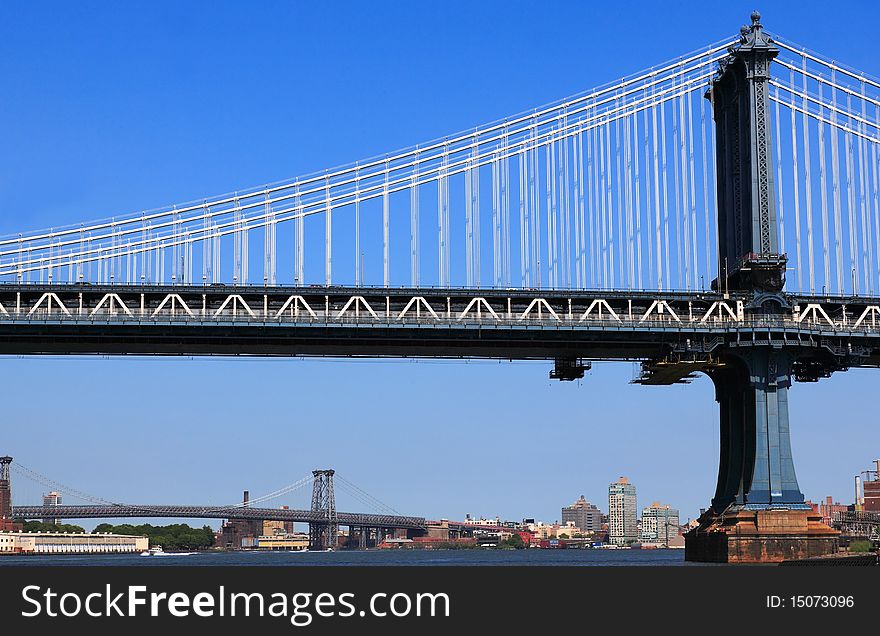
[1,11,878,561]
[2,458,424,550]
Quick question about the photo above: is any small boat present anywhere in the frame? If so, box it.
[140,546,195,557]
[140,546,167,557]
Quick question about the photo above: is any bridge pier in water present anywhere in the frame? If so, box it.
[682,12,838,562]
[685,346,838,562]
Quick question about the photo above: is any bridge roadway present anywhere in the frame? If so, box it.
[1,284,880,370]
[11,505,427,530]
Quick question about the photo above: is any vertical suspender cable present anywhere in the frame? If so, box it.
[572,129,582,289]
[801,58,816,293]
[325,177,332,286]
[830,68,845,292]
[383,161,390,288]
[492,150,500,287]
[659,96,670,291]
[633,106,644,290]
[858,82,871,294]
[845,93,858,293]
[873,102,880,293]
[789,68,804,293]
[644,86,655,289]
[473,147,481,288]
[651,88,663,290]
[678,77,691,290]
[624,102,635,288]
[355,167,361,286]
[562,117,576,288]
[519,145,528,287]
[411,156,419,287]
[502,132,511,287]
[687,90,699,291]
[578,128,587,288]
[817,80,831,291]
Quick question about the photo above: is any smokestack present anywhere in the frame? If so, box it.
[855,475,862,510]
[243,490,249,506]
[875,459,880,479]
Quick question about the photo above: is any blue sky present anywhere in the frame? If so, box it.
[1,1,878,528]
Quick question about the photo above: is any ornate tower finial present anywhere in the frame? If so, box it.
[751,10,761,26]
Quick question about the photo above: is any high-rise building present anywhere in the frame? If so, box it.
[42,491,62,525]
[608,477,637,546]
[561,495,603,533]
[640,502,680,545]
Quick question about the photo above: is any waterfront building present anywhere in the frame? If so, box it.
[608,477,637,546]
[0,532,148,554]
[640,502,680,546]
[561,495,603,533]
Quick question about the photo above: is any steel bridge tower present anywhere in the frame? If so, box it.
[0,456,12,524]
[309,470,338,551]
[684,12,837,561]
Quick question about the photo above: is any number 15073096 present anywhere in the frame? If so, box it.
[766,595,854,609]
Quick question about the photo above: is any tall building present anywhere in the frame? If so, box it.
[42,491,62,525]
[608,477,637,546]
[561,495,603,533]
[640,502,680,545]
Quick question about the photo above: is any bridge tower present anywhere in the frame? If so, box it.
[309,469,338,550]
[0,456,17,532]
[685,12,837,562]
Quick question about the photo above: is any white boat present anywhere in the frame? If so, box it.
[140,546,195,557]
[140,546,167,557]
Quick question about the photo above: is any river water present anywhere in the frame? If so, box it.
[0,548,714,566]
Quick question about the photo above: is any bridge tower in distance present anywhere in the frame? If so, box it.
[309,470,338,551]
[0,456,18,532]
[684,12,838,562]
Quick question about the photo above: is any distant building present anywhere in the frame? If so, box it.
[640,502,680,546]
[608,477,638,546]
[462,515,501,527]
[812,496,849,527]
[865,461,880,512]
[42,491,62,524]
[0,532,148,554]
[561,495,603,533]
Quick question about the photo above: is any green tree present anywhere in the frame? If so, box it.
[21,521,85,533]
[89,523,215,550]
[499,533,526,549]
[848,539,873,552]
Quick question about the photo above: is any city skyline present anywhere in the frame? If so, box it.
[1,0,879,527]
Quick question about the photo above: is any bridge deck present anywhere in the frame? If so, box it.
[11,505,426,530]
[0,285,879,364]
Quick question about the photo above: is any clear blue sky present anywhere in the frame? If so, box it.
[1,0,877,528]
